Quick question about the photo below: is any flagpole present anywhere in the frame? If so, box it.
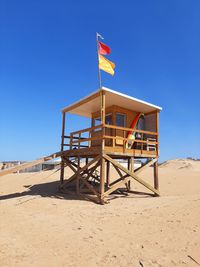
[96,32,102,89]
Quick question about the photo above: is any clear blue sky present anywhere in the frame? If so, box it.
[0,0,200,162]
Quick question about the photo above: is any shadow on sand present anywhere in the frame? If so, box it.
[0,180,84,202]
[0,179,154,203]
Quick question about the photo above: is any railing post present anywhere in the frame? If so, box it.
[100,90,105,150]
[113,127,116,149]
[70,133,72,150]
[156,111,159,156]
[78,133,81,150]
[141,133,144,151]
[61,112,66,152]
[123,130,125,153]
[89,129,91,148]
[60,112,66,184]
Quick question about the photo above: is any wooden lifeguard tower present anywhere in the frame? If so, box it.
[59,87,162,204]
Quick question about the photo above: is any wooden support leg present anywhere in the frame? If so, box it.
[106,160,110,187]
[127,158,130,191]
[76,156,80,195]
[60,157,65,184]
[100,156,105,204]
[85,157,89,179]
[86,157,89,165]
[127,157,134,191]
[154,160,159,194]
[60,111,66,185]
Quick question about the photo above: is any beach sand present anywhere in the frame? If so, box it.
[0,159,200,267]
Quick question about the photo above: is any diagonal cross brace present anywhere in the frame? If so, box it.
[64,158,78,173]
[103,154,160,196]
[60,155,101,189]
[135,158,158,175]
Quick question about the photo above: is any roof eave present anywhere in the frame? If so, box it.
[61,87,162,114]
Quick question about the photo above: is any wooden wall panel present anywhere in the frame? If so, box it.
[91,105,139,147]
[144,113,156,132]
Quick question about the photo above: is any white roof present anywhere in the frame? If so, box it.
[62,87,162,117]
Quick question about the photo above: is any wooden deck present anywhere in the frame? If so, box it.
[61,146,157,159]
[63,123,159,159]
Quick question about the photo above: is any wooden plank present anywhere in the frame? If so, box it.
[111,159,129,191]
[135,158,158,175]
[154,160,159,190]
[104,124,158,136]
[60,161,65,184]
[71,136,103,144]
[60,155,101,189]
[103,154,160,196]
[62,158,100,189]
[156,111,159,157]
[61,159,100,190]
[59,171,78,189]
[64,157,78,170]
[60,111,66,185]
[0,151,63,177]
[61,112,66,152]
[78,174,100,197]
[101,90,106,151]
[104,146,157,158]
[64,135,86,140]
[106,160,110,186]
[100,157,105,197]
[63,144,88,147]
[104,176,131,196]
[103,135,158,144]
[64,160,77,174]
[128,157,134,191]
[71,124,103,136]
[81,160,100,182]
[109,174,129,187]
[62,147,102,157]
[59,111,65,185]
[76,156,80,195]
[0,159,43,177]
[113,164,124,179]
[62,91,100,113]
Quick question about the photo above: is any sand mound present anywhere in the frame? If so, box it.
[160,158,200,171]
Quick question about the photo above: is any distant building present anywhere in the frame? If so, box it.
[1,158,61,173]
[1,161,25,173]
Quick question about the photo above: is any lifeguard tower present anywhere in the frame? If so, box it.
[59,87,162,204]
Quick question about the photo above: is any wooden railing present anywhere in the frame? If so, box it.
[63,124,103,150]
[104,124,158,153]
[63,124,158,153]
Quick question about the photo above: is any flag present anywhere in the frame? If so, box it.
[99,55,115,75]
[96,32,104,39]
[98,41,111,55]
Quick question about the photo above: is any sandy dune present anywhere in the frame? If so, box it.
[0,159,200,267]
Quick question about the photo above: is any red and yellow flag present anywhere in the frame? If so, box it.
[98,55,115,76]
[98,41,111,55]
[97,33,115,76]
